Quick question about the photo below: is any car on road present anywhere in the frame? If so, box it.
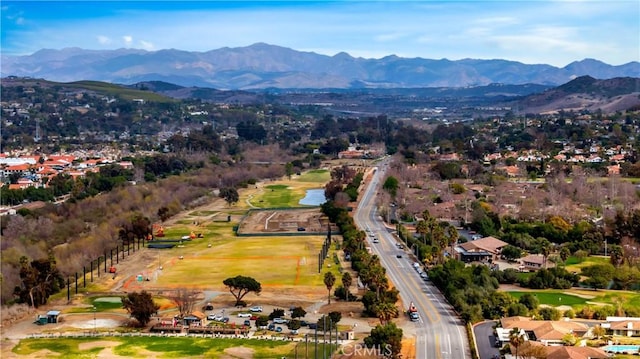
[396,253,402,258]
[273,317,288,324]
[409,312,420,322]
[420,272,429,281]
[249,306,263,312]
[237,312,252,318]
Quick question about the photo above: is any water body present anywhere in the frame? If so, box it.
[299,189,326,206]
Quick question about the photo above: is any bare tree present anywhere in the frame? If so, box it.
[168,288,200,318]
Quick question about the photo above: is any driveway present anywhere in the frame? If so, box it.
[474,320,500,359]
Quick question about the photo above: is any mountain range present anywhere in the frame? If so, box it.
[2,43,639,90]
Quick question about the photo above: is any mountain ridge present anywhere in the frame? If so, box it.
[2,43,639,89]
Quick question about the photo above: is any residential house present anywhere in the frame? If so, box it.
[499,316,590,346]
[454,236,507,262]
[603,317,640,337]
[519,254,553,272]
[505,341,608,359]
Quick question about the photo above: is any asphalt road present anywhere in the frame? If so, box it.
[354,164,470,359]
[474,321,500,359]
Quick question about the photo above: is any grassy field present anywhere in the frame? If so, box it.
[508,291,588,306]
[144,233,339,290]
[563,255,610,273]
[297,169,330,183]
[12,337,332,358]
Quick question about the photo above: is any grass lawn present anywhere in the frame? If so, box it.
[297,169,330,183]
[508,291,587,306]
[12,337,330,358]
[563,255,609,273]
[144,232,335,290]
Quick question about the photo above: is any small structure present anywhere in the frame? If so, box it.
[183,311,205,326]
[46,310,61,323]
[455,236,507,263]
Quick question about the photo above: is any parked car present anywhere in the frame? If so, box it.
[243,320,251,326]
[308,323,317,330]
[208,314,223,321]
[396,253,402,258]
[275,326,283,333]
[300,320,309,327]
[237,312,252,318]
[250,315,259,320]
[268,323,275,331]
[273,317,288,324]
[249,306,263,312]
[221,317,230,323]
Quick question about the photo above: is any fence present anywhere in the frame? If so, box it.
[64,237,146,301]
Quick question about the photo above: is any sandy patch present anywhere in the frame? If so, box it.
[220,346,255,359]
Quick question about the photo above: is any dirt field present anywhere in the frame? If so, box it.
[237,208,334,234]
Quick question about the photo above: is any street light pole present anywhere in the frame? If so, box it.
[93,306,97,334]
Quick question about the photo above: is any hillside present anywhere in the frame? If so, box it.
[2,44,639,89]
[517,76,640,114]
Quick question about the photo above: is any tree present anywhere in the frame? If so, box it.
[222,275,262,306]
[287,319,301,331]
[269,308,286,320]
[14,255,65,308]
[122,290,159,327]
[501,245,523,262]
[518,293,539,311]
[364,323,403,359]
[324,272,336,304]
[592,324,607,339]
[341,272,353,301]
[255,315,269,328]
[291,306,307,319]
[373,301,399,325]
[219,187,239,207]
[509,327,526,359]
[382,176,399,199]
[168,288,199,318]
[538,307,561,321]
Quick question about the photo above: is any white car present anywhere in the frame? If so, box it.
[249,306,263,312]
[273,317,288,324]
[237,312,252,318]
[208,314,223,321]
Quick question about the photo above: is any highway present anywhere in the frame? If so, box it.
[354,164,470,359]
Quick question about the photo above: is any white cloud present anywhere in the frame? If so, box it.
[122,35,133,46]
[15,17,24,25]
[139,40,154,51]
[97,35,111,45]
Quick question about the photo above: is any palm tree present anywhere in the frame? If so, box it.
[341,272,352,301]
[509,327,525,359]
[324,272,336,304]
[447,225,459,260]
[416,220,428,244]
[373,302,399,325]
[540,240,553,269]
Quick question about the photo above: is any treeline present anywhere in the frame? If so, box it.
[0,146,293,305]
[321,169,403,358]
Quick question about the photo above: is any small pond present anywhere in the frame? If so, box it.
[299,189,326,206]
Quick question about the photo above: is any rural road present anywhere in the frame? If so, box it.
[354,163,471,359]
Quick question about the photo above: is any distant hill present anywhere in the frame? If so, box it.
[517,76,640,114]
[2,43,639,89]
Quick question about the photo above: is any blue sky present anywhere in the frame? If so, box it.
[1,1,639,67]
